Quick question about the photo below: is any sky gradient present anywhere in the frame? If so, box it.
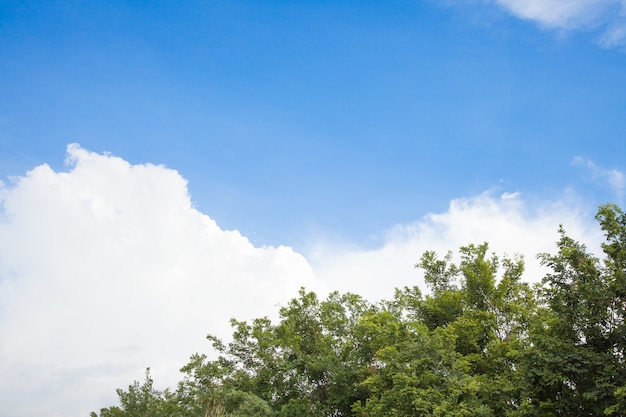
[1,1,625,416]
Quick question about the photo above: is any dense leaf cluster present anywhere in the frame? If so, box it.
[92,204,626,417]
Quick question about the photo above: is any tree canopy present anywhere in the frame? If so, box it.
[92,203,626,417]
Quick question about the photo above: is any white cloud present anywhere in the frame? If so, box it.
[491,0,626,47]
[572,156,625,200]
[0,145,606,417]
[0,144,325,417]
[310,190,603,303]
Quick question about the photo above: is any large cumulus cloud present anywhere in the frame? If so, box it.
[0,144,324,417]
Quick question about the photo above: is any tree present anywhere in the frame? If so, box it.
[91,369,179,417]
[354,243,534,417]
[176,289,375,417]
[518,203,626,416]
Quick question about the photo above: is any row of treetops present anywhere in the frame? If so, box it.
[93,203,626,417]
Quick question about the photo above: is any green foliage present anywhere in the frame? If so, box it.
[92,203,626,417]
[518,203,626,416]
[91,369,179,417]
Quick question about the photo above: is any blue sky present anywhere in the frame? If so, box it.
[2,0,624,248]
[1,1,626,416]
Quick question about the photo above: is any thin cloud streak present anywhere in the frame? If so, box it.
[491,0,626,47]
[572,156,625,201]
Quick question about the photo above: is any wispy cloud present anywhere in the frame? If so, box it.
[491,0,626,47]
[572,156,625,200]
